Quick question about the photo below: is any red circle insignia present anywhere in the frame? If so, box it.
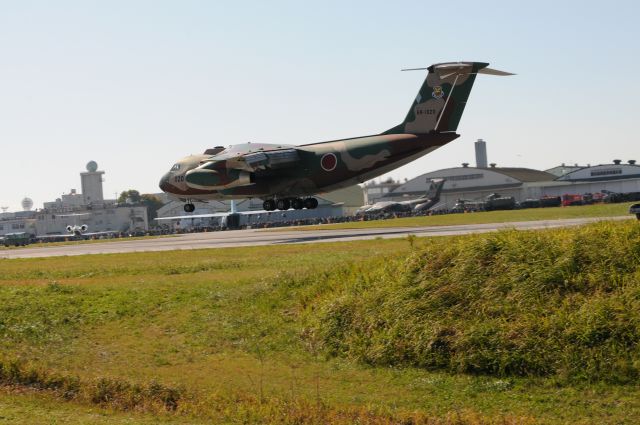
[320,153,337,171]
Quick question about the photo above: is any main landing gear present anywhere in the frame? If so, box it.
[263,197,318,211]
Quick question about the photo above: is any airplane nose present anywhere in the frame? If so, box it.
[159,173,172,192]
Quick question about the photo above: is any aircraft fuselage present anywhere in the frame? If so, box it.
[159,132,458,202]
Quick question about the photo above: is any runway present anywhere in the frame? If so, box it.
[0,216,630,259]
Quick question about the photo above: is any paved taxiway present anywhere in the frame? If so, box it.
[0,216,630,260]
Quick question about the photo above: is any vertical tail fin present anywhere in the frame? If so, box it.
[383,62,513,135]
[412,178,446,212]
[424,178,445,200]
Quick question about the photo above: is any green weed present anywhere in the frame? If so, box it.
[304,220,640,383]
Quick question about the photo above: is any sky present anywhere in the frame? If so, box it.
[1,0,638,211]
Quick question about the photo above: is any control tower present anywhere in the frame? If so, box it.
[475,139,488,168]
[81,161,105,205]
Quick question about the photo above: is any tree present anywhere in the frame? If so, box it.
[118,190,141,204]
[141,194,163,221]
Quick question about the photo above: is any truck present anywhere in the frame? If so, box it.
[2,232,31,247]
[485,193,516,211]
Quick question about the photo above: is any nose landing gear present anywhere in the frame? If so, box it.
[263,197,318,211]
[183,203,195,213]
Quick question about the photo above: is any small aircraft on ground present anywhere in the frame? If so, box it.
[357,179,445,216]
[36,213,118,241]
[159,61,512,213]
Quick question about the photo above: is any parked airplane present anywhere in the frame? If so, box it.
[65,224,89,236]
[357,179,445,215]
[159,61,512,213]
[36,213,117,240]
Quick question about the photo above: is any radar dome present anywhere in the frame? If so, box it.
[21,197,33,211]
[86,161,98,172]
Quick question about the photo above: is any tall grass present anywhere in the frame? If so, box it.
[0,358,534,424]
[304,221,640,383]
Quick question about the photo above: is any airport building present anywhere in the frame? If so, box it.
[364,140,640,209]
[0,162,148,237]
[156,185,364,228]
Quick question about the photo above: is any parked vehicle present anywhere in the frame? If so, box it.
[2,232,31,247]
[518,199,540,208]
[539,196,562,207]
[562,194,583,207]
[485,193,516,211]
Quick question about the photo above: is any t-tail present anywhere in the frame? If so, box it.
[383,62,513,135]
[423,178,445,201]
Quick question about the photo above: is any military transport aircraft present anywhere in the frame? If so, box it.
[357,178,445,216]
[159,61,512,213]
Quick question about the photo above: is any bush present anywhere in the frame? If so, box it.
[304,221,640,383]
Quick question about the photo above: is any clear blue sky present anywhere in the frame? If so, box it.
[1,0,638,211]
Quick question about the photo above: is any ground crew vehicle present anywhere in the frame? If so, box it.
[2,232,31,247]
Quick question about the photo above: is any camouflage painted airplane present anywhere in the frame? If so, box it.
[356,178,445,216]
[159,61,512,212]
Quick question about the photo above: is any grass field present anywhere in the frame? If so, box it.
[1,222,639,423]
[298,202,634,230]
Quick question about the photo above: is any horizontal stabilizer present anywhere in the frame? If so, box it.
[402,64,515,77]
[477,67,516,76]
[386,61,513,135]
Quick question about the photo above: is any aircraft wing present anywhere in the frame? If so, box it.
[211,148,301,172]
[35,230,119,240]
[184,148,303,191]
[82,231,119,237]
[155,213,230,221]
[155,210,271,221]
[36,233,72,240]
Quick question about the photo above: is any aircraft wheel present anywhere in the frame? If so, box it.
[263,199,276,211]
[276,198,291,210]
[304,197,318,209]
[291,198,304,210]
[184,203,195,213]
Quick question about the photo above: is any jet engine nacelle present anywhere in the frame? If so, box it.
[80,224,88,232]
[66,225,73,232]
[185,168,252,190]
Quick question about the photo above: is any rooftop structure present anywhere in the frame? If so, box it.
[0,161,148,237]
[80,160,105,205]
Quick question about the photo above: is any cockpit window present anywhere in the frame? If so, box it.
[170,164,181,171]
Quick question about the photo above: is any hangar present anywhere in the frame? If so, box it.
[364,140,640,209]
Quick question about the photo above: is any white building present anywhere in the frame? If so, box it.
[0,161,148,237]
[362,138,640,209]
[382,164,555,208]
[368,160,640,209]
